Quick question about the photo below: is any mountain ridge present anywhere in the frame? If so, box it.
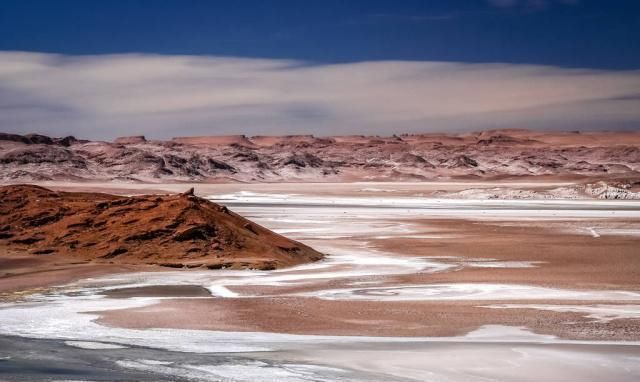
[1,130,639,183]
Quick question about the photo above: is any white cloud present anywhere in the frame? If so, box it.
[0,51,638,139]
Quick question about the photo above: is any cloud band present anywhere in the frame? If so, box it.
[0,51,638,139]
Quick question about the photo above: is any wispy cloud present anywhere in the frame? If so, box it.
[0,52,638,139]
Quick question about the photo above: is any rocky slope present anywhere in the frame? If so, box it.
[0,185,323,269]
[0,130,639,183]
[434,181,640,200]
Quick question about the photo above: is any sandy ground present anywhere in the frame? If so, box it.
[2,181,640,381]
[3,184,640,340]
[97,297,640,341]
[95,218,640,341]
[380,219,640,289]
[0,251,153,299]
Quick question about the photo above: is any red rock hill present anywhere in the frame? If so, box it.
[0,185,323,270]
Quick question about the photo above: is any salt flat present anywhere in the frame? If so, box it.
[1,183,639,381]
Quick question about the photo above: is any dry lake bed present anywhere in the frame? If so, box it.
[1,182,640,381]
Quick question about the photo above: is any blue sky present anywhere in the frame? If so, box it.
[0,1,639,138]
[2,0,639,69]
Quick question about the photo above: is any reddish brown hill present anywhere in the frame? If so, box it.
[0,185,323,270]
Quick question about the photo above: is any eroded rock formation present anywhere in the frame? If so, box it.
[0,185,324,270]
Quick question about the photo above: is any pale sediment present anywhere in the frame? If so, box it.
[2,186,640,381]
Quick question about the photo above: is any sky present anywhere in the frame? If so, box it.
[0,0,639,139]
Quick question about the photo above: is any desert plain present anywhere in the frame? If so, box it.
[1,179,639,381]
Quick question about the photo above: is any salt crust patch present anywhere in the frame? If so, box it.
[3,292,636,355]
[462,325,557,342]
[117,359,351,382]
[209,192,640,219]
[64,341,128,350]
[305,283,640,302]
[461,260,544,268]
[485,304,640,323]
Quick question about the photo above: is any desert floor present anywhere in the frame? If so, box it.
[1,181,639,381]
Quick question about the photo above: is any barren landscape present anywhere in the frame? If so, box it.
[1,179,639,381]
[2,130,640,191]
[0,184,322,271]
[3,0,640,380]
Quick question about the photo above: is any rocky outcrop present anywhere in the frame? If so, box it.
[114,136,147,145]
[282,153,324,168]
[441,155,479,169]
[0,146,86,167]
[0,133,78,146]
[584,182,640,200]
[0,185,324,269]
[1,130,639,183]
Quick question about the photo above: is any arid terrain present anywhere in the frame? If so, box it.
[0,184,322,277]
[1,180,639,381]
[2,130,640,189]
[2,0,638,379]
[1,129,640,382]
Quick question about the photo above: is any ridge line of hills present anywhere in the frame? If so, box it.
[1,130,639,183]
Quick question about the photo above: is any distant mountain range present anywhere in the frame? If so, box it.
[1,130,639,184]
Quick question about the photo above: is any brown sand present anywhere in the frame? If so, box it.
[376,219,640,290]
[96,216,640,341]
[97,297,640,341]
[0,251,145,299]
